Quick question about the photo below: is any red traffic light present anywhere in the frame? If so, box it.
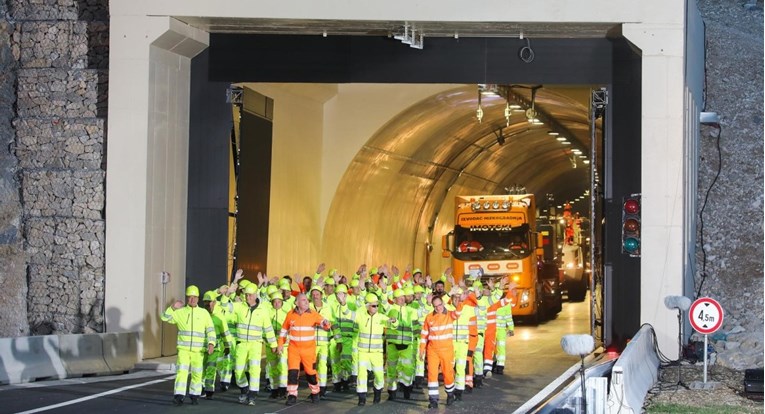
[623,198,640,214]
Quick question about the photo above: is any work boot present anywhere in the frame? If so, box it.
[428,398,439,409]
[414,376,424,389]
[497,365,505,375]
[455,389,463,401]
[373,388,382,404]
[319,386,327,399]
[310,393,319,403]
[279,387,287,398]
[247,391,257,405]
[172,394,184,406]
[238,388,248,404]
[204,390,214,400]
[357,393,367,406]
[349,375,357,390]
[341,379,350,392]
[402,385,412,400]
[286,395,297,406]
[333,382,342,393]
[190,396,199,405]
[485,369,493,379]
[474,375,484,388]
[387,389,397,401]
[220,382,229,392]
[465,385,473,394]
[269,389,279,399]
[446,393,455,406]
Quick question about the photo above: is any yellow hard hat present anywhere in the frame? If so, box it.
[270,292,282,301]
[324,277,336,286]
[278,279,291,291]
[393,289,404,299]
[310,286,323,295]
[239,279,252,289]
[202,290,217,302]
[365,293,379,304]
[350,279,360,288]
[243,284,257,295]
[185,285,200,297]
[413,285,425,294]
[335,284,348,294]
[403,287,414,296]
[412,268,422,275]
[266,284,279,296]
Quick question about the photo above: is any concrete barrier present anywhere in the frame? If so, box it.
[0,336,66,385]
[607,325,660,413]
[58,334,112,377]
[101,332,139,373]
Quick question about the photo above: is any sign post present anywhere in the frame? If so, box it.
[689,297,724,385]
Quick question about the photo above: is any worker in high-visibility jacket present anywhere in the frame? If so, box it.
[448,288,477,401]
[385,289,420,400]
[265,287,290,399]
[345,293,395,406]
[201,290,233,400]
[470,280,490,388]
[232,283,278,405]
[479,281,516,377]
[330,284,357,393]
[309,285,334,399]
[419,289,465,409]
[411,284,431,389]
[161,285,216,406]
[278,293,332,406]
[493,295,515,375]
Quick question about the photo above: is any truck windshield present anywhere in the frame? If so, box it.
[453,225,531,260]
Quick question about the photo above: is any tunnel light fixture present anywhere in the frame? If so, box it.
[562,141,571,145]
[547,131,559,136]
[556,137,567,142]
[583,159,591,165]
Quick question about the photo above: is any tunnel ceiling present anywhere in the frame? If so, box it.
[362,84,598,210]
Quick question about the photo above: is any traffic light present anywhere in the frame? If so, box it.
[621,194,641,256]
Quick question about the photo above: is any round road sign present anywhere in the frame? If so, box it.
[689,297,724,335]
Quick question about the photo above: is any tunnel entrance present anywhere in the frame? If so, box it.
[186,33,642,349]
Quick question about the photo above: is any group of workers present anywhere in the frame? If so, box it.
[161,263,516,408]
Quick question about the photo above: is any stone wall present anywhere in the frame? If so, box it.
[694,0,764,370]
[6,0,109,335]
[0,0,26,337]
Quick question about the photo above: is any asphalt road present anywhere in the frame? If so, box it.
[0,297,590,414]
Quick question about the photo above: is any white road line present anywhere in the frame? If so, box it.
[14,375,175,414]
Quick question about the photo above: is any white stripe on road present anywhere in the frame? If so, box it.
[15,375,175,414]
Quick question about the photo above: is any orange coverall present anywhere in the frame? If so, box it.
[419,302,464,404]
[278,308,331,398]
[468,290,514,375]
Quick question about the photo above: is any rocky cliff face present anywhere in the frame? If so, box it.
[694,0,763,370]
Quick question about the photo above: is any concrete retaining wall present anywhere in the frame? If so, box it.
[0,332,138,385]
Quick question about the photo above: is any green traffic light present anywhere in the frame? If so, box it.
[623,237,640,252]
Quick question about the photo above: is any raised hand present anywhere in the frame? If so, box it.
[172,300,184,309]
[316,263,326,274]
[234,269,244,281]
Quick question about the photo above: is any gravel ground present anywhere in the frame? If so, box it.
[643,363,763,413]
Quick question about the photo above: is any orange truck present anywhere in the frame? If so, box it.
[442,194,546,323]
